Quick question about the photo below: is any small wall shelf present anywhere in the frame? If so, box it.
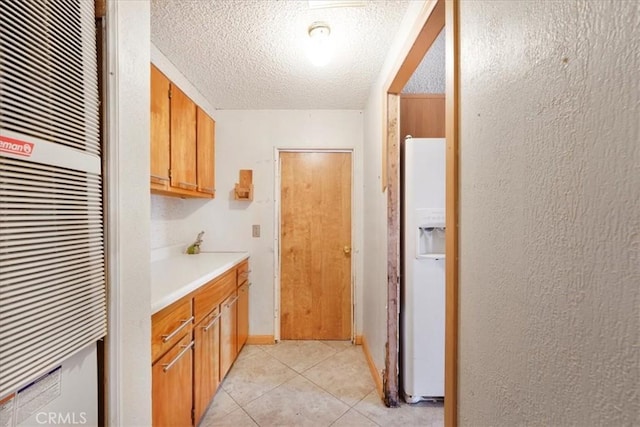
[234,169,253,201]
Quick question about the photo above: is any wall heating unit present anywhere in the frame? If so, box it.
[0,1,106,425]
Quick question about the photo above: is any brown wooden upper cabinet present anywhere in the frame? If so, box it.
[150,64,215,199]
[400,94,445,140]
[196,107,215,196]
[150,65,170,190]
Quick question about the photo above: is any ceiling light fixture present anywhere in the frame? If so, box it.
[307,22,331,66]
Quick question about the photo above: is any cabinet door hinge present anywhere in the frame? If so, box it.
[168,87,172,99]
[191,408,195,424]
[168,168,172,179]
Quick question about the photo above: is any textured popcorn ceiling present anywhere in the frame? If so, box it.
[403,28,445,93]
[151,0,410,109]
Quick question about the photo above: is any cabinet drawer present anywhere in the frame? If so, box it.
[152,299,193,363]
[236,260,249,286]
[193,269,236,324]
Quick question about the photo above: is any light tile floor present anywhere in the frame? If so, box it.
[200,341,443,427]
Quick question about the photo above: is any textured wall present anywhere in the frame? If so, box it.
[107,1,152,425]
[402,28,445,94]
[458,1,640,425]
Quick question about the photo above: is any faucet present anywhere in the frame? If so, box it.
[187,231,205,255]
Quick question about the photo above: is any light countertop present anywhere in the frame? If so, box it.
[150,251,249,314]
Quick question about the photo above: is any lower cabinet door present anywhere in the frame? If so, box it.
[220,291,238,380]
[152,334,193,427]
[237,282,249,351]
[194,308,221,425]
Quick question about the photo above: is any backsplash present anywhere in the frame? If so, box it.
[150,194,204,249]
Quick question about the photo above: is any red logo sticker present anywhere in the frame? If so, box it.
[0,135,35,157]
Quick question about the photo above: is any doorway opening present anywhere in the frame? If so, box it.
[382,0,459,425]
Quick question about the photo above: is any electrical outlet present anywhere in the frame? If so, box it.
[252,224,260,238]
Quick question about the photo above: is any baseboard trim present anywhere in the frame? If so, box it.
[354,335,363,345]
[361,335,383,398]
[246,335,275,345]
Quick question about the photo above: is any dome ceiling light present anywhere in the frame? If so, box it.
[307,22,332,67]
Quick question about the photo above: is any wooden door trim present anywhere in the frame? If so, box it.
[385,93,401,407]
[381,0,459,424]
[444,2,460,424]
[273,148,356,342]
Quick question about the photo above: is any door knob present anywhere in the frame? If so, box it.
[343,246,351,255]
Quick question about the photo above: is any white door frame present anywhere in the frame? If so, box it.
[273,148,356,342]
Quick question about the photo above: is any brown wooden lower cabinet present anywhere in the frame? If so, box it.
[151,259,249,427]
[237,282,249,351]
[219,291,238,380]
[193,307,221,425]
[152,334,194,427]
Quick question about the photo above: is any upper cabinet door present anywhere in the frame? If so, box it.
[196,108,215,197]
[150,65,170,188]
[170,84,197,191]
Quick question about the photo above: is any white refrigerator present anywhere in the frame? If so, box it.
[402,137,445,403]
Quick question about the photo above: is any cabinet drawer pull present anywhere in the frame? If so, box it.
[176,181,197,189]
[203,313,222,332]
[162,341,194,373]
[225,296,239,308]
[162,316,194,343]
[150,174,169,182]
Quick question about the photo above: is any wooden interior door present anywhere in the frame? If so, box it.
[280,152,352,340]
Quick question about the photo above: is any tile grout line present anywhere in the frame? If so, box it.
[259,340,342,375]
[221,342,379,426]
[222,347,299,410]
[298,349,377,411]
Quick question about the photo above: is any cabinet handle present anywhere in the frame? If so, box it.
[162,341,194,373]
[203,312,222,332]
[162,316,194,343]
[225,296,239,308]
[176,181,198,189]
[150,174,169,182]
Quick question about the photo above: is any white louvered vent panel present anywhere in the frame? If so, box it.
[0,151,105,397]
[0,0,100,156]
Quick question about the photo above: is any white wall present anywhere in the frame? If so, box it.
[107,1,151,425]
[210,110,364,337]
[458,0,639,425]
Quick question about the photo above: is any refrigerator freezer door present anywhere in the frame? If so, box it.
[402,137,446,401]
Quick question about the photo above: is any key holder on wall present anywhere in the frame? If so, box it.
[234,169,253,201]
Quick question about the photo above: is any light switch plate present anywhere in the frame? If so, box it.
[252,224,260,238]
